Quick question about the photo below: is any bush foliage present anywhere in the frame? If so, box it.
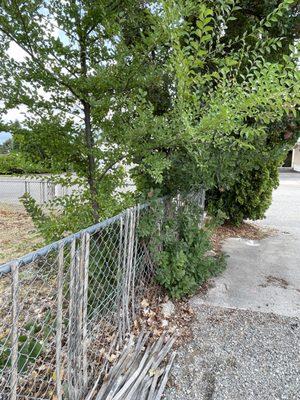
[0,153,51,175]
[207,163,280,225]
[206,117,298,224]
[139,197,225,299]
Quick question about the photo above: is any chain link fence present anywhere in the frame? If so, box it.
[0,190,205,400]
[0,178,73,205]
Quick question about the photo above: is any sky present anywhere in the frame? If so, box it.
[0,131,12,144]
[0,43,28,124]
[1,14,62,124]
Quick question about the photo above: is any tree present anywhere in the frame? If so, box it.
[203,0,300,224]
[0,137,13,154]
[125,0,299,225]
[0,0,165,229]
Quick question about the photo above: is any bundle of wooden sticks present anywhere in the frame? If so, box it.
[89,331,176,400]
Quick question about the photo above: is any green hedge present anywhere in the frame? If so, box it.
[0,153,51,175]
[207,163,279,226]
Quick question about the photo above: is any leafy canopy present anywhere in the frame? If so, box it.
[0,0,167,234]
[130,0,299,192]
[0,0,299,237]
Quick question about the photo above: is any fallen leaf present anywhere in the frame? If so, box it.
[141,298,149,307]
[108,354,118,363]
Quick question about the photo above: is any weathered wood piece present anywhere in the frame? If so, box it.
[92,331,176,400]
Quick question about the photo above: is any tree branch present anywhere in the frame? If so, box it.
[0,26,83,102]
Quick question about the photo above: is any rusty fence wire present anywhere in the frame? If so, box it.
[0,189,205,400]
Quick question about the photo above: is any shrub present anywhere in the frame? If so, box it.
[20,192,94,243]
[20,172,134,243]
[207,162,280,226]
[139,196,225,299]
[0,153,51,175]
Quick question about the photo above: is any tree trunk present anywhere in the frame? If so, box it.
[83,100,100,223]
[77,16,100,223]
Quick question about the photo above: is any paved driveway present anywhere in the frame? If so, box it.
[256,171,300,236]
[166,172,300,400]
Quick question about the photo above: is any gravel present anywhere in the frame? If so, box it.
[165,304,300,400]
[164,173,300,399]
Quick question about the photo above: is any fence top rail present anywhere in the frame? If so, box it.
[0,188,205,275]
[0,175,78,185]
[0,177,55,183]
[0,202,148,275]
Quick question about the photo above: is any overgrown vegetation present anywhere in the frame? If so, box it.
[128,0,299,221]
[0,153,52,175]
[204,0,300,223]
[0,1,299,297]
[139,195,225,298]
[0,1,297,232]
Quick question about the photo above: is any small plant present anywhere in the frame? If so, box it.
[139,195,225,299]
[20,191,94,243]
[16,335,43,373]
[0,323,43,373]
[20,171,134,243]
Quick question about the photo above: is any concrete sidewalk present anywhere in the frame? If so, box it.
[166,172,300,400]
[192,172,300,317]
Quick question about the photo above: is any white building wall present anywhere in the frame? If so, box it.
[292,142,300,172]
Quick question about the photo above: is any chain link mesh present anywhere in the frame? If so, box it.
[0,190,205,399]
[0,178,73,204]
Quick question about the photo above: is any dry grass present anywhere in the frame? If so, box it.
[0,202,43,264]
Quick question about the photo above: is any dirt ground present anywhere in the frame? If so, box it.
[0,202,42,264]
[211,221,276,254]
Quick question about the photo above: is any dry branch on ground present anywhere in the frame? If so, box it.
[91,331,177,400]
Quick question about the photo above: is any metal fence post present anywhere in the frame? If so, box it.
[117,216,124,342]
[67,234,90,399]
[11,262,19,400]
[68,237,78,400]
[82,232,90,392]
[56,243,64,400]
[121,210,130,337]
